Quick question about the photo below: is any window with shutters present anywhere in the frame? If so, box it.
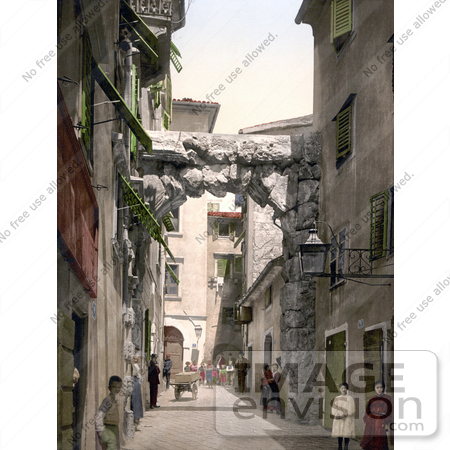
[81,31,94,169]
[164,264,179,297]
[370,189,393,260]
[330,0,354,53]
[330,228,346,289]
[333,94,356,168]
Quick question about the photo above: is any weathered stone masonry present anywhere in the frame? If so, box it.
[136,130,322,423]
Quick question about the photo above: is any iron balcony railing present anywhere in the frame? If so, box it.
[129,0,173,17]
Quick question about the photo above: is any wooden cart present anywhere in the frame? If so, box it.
[170,372,200,400]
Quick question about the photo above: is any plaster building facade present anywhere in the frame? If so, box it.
[296,0,394,437]
[57,1,185,448]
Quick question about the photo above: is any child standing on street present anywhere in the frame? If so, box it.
[95,376,123,450]
[332,382,356,450]
[219,365,227,385]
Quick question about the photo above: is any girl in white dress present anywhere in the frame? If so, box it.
[332,382,355,450]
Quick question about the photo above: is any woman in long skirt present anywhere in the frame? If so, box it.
[360,380,393,450]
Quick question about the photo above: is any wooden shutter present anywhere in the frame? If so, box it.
[170,42,183,73]
[207,202,212,212]
[217,259,227,277]
[331,0,352,40]
[324,331,346,428]
[234,255,243,273]
[213,221,219,241]
[336,105,352,158]
[229,222,236,241]
[145,310,151,361]
[130,64,139,160]
[364,328,384,405]
[370,190,388,260]
[213,203,220,212]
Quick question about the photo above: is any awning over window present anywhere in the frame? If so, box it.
[92,62,153,154]
[119,173,175,262]
[165,262,180,285]
[121,1,158,69]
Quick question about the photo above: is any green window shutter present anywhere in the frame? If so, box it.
[229,222,236,241]
[92,62,153,154]
[234,230,245,249]
[234,255,243,273]
[213,221,219,241]
[370,190,389,260]
[121,1,159,69]
[331,0,352,40]
[163,110,170,131]
[164,74,172,126]
[217,259,227,277]
[170,42,183,73]
[130,64,139,160]
[207,203,212,212]
[336,105,352,159]
[81,32,93,164]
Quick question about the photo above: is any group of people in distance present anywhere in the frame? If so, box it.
[332,380,393,450]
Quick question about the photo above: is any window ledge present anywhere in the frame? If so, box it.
[164,296,182,301]
[329,280,346,292]
[265,304,273,313]
[168,232,183,238]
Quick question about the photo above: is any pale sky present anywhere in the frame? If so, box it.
[170,0,314,134]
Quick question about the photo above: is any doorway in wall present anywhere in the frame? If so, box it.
[164,326,184,378]
[324,330,346,429]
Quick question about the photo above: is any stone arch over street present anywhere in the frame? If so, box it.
[134,129,322,422]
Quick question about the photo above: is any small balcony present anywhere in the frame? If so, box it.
[127,0,185,31]
[129,0,173,18]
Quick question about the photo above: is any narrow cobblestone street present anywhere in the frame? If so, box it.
[124,385,361,450]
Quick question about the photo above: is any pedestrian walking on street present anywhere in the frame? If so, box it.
[332,383,355,450]
[163,354,172,390]
[190,360,198,372]
[360,380,393,450]
[235,351,251,394]
[148,354,160,409]
[95,375,122,450]
[184,361,191,372]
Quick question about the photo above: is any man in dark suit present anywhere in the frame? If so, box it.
[148,354,160,408]
[234,351,250,394]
